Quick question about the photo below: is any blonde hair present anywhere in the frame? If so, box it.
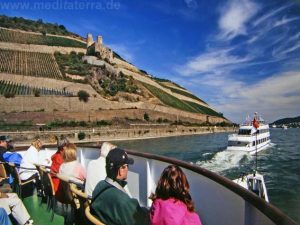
[31,139,42,150]
[63,143,77,162]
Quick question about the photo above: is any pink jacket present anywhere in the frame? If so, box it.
[150,198,202,225]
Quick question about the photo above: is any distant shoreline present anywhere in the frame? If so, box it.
[10,126,235,147]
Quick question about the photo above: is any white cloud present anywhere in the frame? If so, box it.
[176,47,252,76]
[272,16,300,28]
[272,39,300,59]
[279,41,300,56]
[218,0,260,40]
[173,0,300,123]
[107,43,134,62]
[252,3,292,27]
[213,72,300,123]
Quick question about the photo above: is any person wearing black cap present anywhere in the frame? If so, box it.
[0,136,13,193]
[91,148,149,225]
[0,135,13,162]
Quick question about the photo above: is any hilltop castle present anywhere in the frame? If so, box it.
[86,33,113,63]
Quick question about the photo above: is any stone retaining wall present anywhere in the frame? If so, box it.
[0,42,86,54]
[1,125,235,145]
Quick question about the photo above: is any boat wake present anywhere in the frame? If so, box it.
[196,151,251,173]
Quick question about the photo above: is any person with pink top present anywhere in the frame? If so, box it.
[150,165,202,225]
[58,143,86,183]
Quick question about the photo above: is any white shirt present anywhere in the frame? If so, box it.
[19,145,51,180]
[84,156,106,196]
[19,145,39,180]
[84,156,132,198]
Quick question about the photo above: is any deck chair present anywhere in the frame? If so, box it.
[35,164,46,204]
[70,182,90,225]
[0,162,8,179]
[85,206,105,225]
[0,162,12,193]
[40,167,56,221]
[7,163,36,198]
[56,174,76,224]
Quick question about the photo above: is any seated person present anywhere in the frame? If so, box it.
[85,142,116,197]
[149,165,202,225]
[0,135,13,163]
[0,192,33,225]
[0,178,12,193]
[0,136,13,193]
[0,207,12,225]
[91,148,149,225]
[59,143,86,183]
[50,138,69,193]
[19,139,47,181]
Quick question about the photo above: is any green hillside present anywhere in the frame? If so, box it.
[271,116,300,127]
[0,28,85,47]
[0,15,81,38]
[142,82,220,116]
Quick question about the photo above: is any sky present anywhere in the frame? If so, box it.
[1,0,300,123]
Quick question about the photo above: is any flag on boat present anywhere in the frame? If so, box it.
[251,117,260,134]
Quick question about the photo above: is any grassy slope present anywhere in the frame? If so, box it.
[142,82,221,117]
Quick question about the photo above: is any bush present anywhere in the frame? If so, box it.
[77,90,90,102]
[78,132,86,140]
[33,89,40,97]
[144,113,150,121]
[96,120,112,126]
[3,92,15,98]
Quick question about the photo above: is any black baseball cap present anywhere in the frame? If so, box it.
[106,148,134,168]
[0,135,12,142]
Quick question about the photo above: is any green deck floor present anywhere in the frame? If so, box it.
[23,195,64,225]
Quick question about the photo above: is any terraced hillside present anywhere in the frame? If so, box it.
[0,15,229,125]
[0,28,85,47]
[0,49,62,79]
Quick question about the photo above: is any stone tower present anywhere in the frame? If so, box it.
[96,35,103,45]
[87,33,94,47]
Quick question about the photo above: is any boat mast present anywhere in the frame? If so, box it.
[253,112,259,176]
[255,131,257,176]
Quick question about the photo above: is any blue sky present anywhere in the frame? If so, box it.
[1,0,300,123]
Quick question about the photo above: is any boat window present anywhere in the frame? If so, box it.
[238,129,251,135]
[248,178,264,198]
[228,141,249,146]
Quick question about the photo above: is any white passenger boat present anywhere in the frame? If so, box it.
[14,144,297,225]
[226,113,272,155]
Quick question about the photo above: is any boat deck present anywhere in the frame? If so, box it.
[23,195,64,225]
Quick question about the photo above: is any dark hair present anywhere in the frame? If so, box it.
[150,165,195,212]
[105,164,118,179]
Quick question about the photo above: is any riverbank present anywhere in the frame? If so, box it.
[0,125,236,147]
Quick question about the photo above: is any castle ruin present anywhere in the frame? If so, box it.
[86,33,113,63]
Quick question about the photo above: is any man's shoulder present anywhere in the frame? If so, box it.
[87,158,103,169]
[94,182,128,198]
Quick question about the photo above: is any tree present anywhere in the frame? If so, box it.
[33,89,40,97]
[78,132,85,140]
[77,90,90,102]
[144,113,150,121]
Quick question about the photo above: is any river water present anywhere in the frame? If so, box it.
[114,128,300,224]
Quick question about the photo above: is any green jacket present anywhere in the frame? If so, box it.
[91,180,149,225]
